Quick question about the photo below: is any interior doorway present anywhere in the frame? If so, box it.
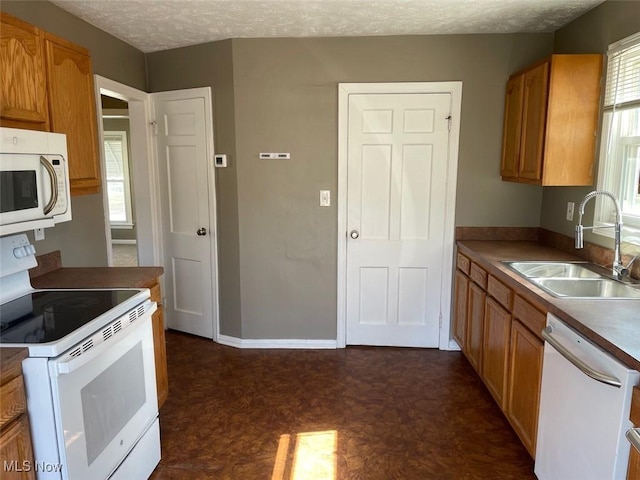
[337,82,463,350]
[94,75,161,269]
[101,96,138,266]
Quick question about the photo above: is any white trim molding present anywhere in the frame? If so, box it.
[111,239,137,245]
[336,82,463,351]
[217,335,337,349]
[94,75,161,269]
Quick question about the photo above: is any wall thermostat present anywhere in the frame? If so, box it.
[214,154,227,167]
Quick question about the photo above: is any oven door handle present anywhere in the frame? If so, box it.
[50,307,155,376]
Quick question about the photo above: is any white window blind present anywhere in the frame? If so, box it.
[595,32,640,241]
[604,33,640,109]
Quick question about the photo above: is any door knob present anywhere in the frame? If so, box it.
[197,227,207,236]
[350,230,360,239]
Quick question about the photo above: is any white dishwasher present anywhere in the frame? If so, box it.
[535,314,639,480]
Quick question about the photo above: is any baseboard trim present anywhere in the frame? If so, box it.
[217,334,337,349]
[445,339,462,351]
[111,239,137,245]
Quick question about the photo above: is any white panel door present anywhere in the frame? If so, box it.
[153,90,217,339]
[346,93,451,347]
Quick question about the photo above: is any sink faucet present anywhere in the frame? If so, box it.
[575,190,633,280]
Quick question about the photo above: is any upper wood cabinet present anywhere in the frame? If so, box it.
[0,12,101,196]
[44,33,100,195]
[500,54,603,186]
[0,12,49,131]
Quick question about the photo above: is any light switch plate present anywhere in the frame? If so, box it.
[320,190,330,207]
[566,202,575,221]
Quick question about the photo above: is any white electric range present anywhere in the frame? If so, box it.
[0,233,160,480]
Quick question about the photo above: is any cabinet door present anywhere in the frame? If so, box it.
[0,415,36,480]
[506,319,543,458]
[152,308,168,409]
[465,282,485,373]
[44,35,101,195]
[629,445,640,480]
[0,13,49,130]
[481,297,511,409]
[453,271,469,350]
[519,61,549,182]
[543,54,603,186]
[150,282,168,409]
[500,74,524,179]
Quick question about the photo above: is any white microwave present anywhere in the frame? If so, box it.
[0,127,72,236]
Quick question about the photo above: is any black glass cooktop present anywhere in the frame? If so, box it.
[0,290,138,344]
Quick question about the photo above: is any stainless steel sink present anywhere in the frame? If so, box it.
[502,260,640,299]
[533,278,640,299]
[504,261,602,279]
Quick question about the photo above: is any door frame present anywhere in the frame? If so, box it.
[94,75,162,268]
[337,82,463,350]
[150,87,220,342]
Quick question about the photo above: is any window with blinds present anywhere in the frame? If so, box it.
[596,32,640,237]
[103,131,133,227]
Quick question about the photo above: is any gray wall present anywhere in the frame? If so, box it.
[541,1,640,249]
[149,34,553,339]
[2,1,147,266]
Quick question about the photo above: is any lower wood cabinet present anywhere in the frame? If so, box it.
[454,248,546,459]
[149,281,168,409]
[629,387,640,480]
[0,351,35,480]
[0,416,35,480]
[482,297,511,409]
[452,270,469,349]
[506,318,544,457]
[630,450,640,480]
[466,281,486,373]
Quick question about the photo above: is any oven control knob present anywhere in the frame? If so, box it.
[13,247,27,258]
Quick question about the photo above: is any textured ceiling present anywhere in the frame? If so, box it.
[50,0,605,53]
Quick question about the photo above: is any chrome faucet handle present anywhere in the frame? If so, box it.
[626,255,638,272]
[614,256,637,280]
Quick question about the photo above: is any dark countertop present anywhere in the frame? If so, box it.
[458,240,640,372]
[31,267,164,290]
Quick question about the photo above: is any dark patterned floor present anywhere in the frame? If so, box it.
[150,330,535,479]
